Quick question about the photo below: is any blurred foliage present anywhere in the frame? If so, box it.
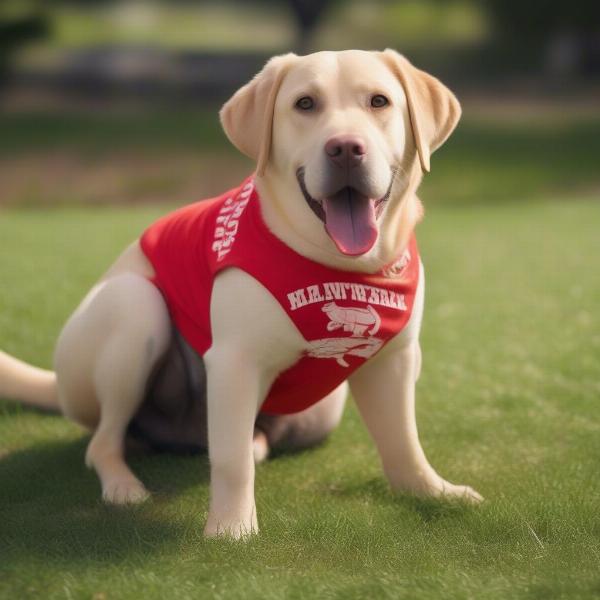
[379,1,488,45]
[283,0,339,51]
[3,0,600,83]
[2,0,340,56]
[0,1,49,79]
[484,0,600,37]
[8,1,491,79]
[19,2,293,53]
[482,0,600,74]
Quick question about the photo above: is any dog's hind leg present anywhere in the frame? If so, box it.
[255,381,348,455]
[56,273,170,504]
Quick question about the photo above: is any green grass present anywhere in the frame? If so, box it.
[1,105,600,597]
[1,194,600,598]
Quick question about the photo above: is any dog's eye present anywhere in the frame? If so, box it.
[295,96,315,111]
[371,94,389,108]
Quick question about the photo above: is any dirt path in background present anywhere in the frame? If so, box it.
[0,151,251,207]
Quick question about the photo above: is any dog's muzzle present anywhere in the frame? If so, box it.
[296,167,395,256]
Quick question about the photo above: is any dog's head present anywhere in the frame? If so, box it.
[220,49,460,258]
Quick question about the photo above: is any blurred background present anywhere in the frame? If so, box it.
[1,0,599,209]
[3,7,600,594]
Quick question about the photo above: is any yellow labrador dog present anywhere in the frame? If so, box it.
[0,49,482,538]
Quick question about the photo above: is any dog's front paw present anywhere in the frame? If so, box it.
[204,520,258,540]
[391,471,483,503]
[102,478,150,505]
[430,480,483,503]
[204,511,258,539]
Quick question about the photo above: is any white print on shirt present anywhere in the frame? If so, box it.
[382,248,411,278]
[307,335,383,368]
[212,181,254,261]
[303,303,384,367]
[322,302,381,336]
[287,281,407,312]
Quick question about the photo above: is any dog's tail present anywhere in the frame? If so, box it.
[0,350,60,413]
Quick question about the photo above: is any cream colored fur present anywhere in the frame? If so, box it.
[0,50,481,538]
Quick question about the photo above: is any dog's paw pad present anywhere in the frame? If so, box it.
[102,479,150,505]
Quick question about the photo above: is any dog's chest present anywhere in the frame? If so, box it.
[141,177,420,415]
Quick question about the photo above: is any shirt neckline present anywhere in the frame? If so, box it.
[244,176,415,280]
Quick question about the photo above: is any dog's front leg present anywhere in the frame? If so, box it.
[202,269,304,538]
[203,347,263,538]
[349,340,482,502]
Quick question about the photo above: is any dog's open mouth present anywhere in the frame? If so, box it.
[297,168,393,256]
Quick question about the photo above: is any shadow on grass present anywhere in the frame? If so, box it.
[325,476,475,523]
[0,436,211,567]
[0,398,61,418]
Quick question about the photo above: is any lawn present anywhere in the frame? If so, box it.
[1,111,600,598]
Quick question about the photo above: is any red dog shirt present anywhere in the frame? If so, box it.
[141,177,420,415]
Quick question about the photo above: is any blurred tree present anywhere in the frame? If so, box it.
[483,0,600,76]
[288,0,333,52]
[257,0,342,53]
[0,3,49,84]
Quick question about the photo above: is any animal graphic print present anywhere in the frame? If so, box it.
[321,302,381,336]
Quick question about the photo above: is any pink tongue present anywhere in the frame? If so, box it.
[323,188,378,256]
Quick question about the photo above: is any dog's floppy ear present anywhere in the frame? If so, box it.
[220,53,297,176]
[381,49,461,173]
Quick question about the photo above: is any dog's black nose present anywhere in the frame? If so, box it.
[325,135,366,168]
